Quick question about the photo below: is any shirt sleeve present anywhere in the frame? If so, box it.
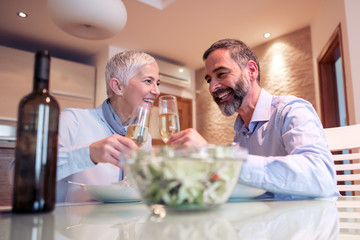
[239,100,339,198]
[56,109,95,181]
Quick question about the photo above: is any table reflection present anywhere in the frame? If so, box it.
[228,200,338,239]
[138,200,338,240]
[10,212,54,240]
[4,199,338,239]
[55,203,147,240]
[139,209,237,239]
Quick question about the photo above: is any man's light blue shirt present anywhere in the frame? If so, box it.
[234,89,340,199]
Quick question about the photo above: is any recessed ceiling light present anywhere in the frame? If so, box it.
[263,32,271,38]
[178,68,184,73]
[17,11,28,18]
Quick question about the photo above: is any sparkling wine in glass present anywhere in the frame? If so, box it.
[126,104,152,147]
[158,95,180,143]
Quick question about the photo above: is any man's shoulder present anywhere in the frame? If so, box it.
[272,95,312,110]
[270,94,319,124]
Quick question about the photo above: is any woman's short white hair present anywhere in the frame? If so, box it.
[105,50,156,98]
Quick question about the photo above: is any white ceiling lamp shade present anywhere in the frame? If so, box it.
[47,0,127,40]
[138,0,176,10]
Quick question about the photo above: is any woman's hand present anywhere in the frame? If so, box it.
[89,134,138,168]
[167,128,208,148]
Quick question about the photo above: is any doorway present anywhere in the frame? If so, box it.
[317,24,348,128]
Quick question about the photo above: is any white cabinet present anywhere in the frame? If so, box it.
[0,46,95,124]
[50,58,95,102]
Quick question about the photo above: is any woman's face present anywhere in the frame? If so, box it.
[123,62,160,111]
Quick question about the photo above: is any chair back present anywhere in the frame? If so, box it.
[324,124,360,195]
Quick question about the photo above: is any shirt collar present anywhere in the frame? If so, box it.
[251,88,272,123]
[234,88,272,132]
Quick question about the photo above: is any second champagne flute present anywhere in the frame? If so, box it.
[126,104,152,147]
[158,95,180,143]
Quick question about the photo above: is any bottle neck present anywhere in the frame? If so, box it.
[33,80,49,93]
[33,50,50,94]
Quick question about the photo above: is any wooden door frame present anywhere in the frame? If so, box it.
[317,24,349,128]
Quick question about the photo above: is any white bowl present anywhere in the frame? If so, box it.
[83,183,140,203]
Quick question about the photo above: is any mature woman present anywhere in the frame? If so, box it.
[56,51,160,202]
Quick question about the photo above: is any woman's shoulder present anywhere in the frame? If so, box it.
[61,106,99,117]
[60,107,103,126]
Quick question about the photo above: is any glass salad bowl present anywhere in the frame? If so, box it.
[125,145,247,212]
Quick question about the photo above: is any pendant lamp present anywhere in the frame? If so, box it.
[47,0,127,40]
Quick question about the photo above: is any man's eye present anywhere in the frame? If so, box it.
[206,78,211,84]
[217,72,226,78]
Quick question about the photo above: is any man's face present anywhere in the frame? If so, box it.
[204,49,250,116]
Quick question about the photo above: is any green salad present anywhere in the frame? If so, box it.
[128,146,243,209]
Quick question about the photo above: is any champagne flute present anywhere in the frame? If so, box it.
[126,104,152,147]
[158,95,180,143]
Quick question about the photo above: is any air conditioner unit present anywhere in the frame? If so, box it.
[156,58,191,88]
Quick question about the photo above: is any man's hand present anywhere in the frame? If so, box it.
[167,128,208,148]
[89,134,138,168]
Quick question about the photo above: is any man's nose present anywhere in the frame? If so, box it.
[209,78,221,94]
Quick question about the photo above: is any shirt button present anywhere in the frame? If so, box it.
[281,183,285,187]
[246,135,250,139]
[246,174,251,179]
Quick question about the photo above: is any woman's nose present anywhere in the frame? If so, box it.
[151,83,160,96]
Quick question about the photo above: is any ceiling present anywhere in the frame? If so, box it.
[0,0,323,70]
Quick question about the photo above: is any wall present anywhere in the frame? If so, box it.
[195,27,315,144]
[92,47,112,107]
[254,26,315,107]
[311,0,360,124]
[344,0,360,123]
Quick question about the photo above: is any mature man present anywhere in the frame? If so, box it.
[168,39,339,199]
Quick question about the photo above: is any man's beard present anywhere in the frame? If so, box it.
[212,74,249,116]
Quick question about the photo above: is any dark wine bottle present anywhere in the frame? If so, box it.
[12,50,60,213]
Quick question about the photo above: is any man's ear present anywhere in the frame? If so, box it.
[246,61,259,81]
[109,78,124,96]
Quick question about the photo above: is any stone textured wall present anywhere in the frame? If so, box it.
[195,26,315,144]
[255,26,316,107]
